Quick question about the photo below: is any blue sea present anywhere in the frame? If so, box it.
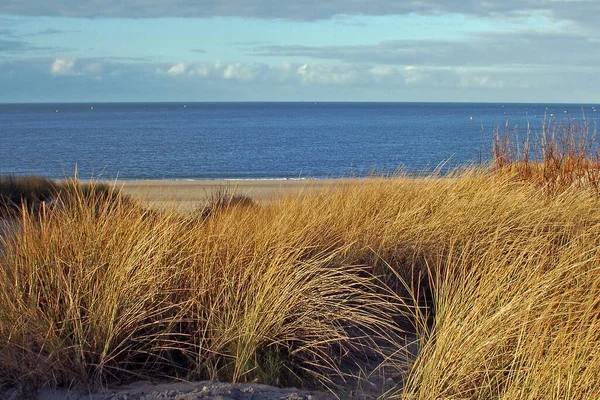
[0,102,595,180]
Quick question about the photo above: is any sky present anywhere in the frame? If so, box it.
[0,1,599,103]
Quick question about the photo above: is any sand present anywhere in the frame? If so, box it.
[28,380,335,400]
[119,179,354,211]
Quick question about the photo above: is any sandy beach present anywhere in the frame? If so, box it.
[119,179,354,211]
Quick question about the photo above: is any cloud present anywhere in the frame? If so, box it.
[0,0,598,24]
[159,61,268,82]
[0,28,46,53]
[0,38,32,53]
[167,62,186,75]
[21,28,80,37]
[222,63,264,81]
[50,58,109,77]
[156,59,522,89]
[1,52,590,96]
[250,31,600,68]
[367,65,510,88]
[152,59,586,91]
[401,66,427,85]
[82,61,104,75]
[188,65,210,77]
[156,60,364,85]
[0,28,72,54]
[50,58,77,76]
[0,57,173,102]
[2,56,600,102]
[296,63,362,85]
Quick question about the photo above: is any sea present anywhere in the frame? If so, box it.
[0,102,596,180]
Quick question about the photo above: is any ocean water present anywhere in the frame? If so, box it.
[0,102,595,180]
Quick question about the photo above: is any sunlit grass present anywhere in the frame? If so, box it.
[493,114,600,194]
[1,123,600,398]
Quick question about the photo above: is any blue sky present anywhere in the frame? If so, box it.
[1,1,599,103]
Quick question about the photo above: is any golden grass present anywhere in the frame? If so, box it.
[493,115,600,194]
[395,185,600,398]
[1,168,600,398]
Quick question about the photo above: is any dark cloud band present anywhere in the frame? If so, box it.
[249,31,600,67]
[0,0,597,23]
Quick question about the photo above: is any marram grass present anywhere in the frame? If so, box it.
[1,170,600,399]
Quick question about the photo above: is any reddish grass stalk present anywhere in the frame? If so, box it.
[492,114,600,194]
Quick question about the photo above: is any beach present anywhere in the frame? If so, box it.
[119,178,353,210]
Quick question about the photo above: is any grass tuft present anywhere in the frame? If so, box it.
[492,115,600,194]
[0,175,57,218]
[200,186,256,218]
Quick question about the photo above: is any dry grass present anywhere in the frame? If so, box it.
[393,179,600,399]
[0,175,124,218]
[493,114,600,194]
[0,179,409,396]
[199,185,257,217]
[0,175,57,218]
[1,153,600,398]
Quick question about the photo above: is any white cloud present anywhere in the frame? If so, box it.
[5,56,599,102]
[458,74,506,89]
[369,65,401,83]
[161,60,364,85]
[83,61,103,75]
[402,66,427,85]
[370,65,396,77]
[368,65,430,85]
[50,58,107,77]
[161,60,526,89]
[222,63,259,81]
[167,62,186,75]
[296,63,359,85]
[41,56,574,97]
[161,61,266,82]
[297,64,308,76]
[50,58,77,76]
[189,65,210,77]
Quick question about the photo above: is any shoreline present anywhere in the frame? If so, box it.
[119,178,358,210]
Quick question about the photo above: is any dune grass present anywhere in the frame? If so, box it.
[493,114,600,194]
[0,175,57,218]
[1,117,600,398]
[0,175,123,219]
[1,171,599,398]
